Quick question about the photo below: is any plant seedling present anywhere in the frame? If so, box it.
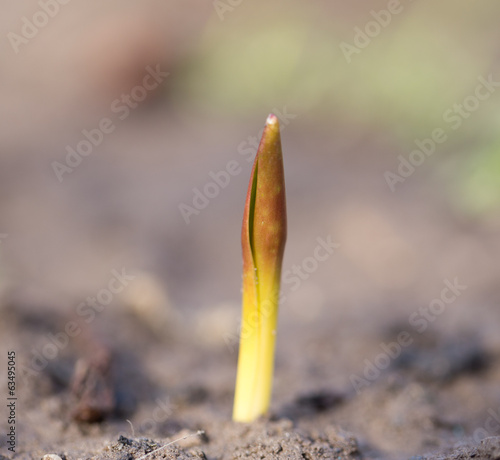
[233,114,287,422]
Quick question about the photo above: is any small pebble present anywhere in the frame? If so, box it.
[42,455,63,460]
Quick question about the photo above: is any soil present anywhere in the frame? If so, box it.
[1,3,500,459]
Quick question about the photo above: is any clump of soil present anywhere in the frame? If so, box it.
[41,419,361,459]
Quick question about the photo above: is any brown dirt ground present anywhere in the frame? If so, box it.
[1,2,500,459]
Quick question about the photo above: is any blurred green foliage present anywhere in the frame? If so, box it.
[455,140,500,215]
[173,0,500,216]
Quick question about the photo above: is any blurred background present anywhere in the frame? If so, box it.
[1,0,500,456]
[1,0,500,329]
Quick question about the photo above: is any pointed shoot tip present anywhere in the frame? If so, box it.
[266,113,279,126]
